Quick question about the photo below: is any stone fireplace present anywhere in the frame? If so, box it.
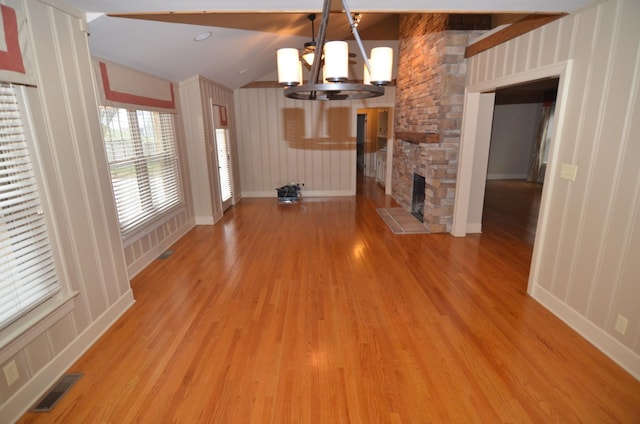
[391,14,488,233]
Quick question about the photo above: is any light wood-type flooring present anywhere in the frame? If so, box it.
[19,178,640,423]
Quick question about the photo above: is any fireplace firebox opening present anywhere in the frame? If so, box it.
[412,173,426,222]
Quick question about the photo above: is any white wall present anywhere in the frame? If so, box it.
[233,87,395,197]
[0,0,134,421]
[463,0,640,378]
[487,103,542,180]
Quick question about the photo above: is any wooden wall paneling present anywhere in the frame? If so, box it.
[179,76,235,222]
[23,333,52,377]
[513,34,529,74]
[552,5,599,303]
[495,43,508,81]
[64,11,131,304]
[462,0,640,375]
[539,24,558,67]
[555,15,574,63]
[234,88,395,197]
[28,2,109,318]
[199,82,221,221]
[587,0,640,330]
[1,1,135,420]
[567,0,620,313]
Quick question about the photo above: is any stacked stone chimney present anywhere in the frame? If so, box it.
[392,14,488,233]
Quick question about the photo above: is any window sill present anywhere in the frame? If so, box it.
[0,291,79,362]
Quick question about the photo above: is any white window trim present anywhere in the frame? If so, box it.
[100,107,184,243]
[121,203,186,247]
[0,85,76,352]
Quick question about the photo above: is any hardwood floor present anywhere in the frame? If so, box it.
[19,178,640,423]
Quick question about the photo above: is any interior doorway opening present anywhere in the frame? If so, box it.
[483,78,559,246]
[355,107,391,194]
[453,61,571,294]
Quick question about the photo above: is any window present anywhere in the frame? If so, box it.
[0,83,61,329]
[99,107,182,237]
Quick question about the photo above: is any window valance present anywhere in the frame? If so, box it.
[0,3,36,86]
[93,59,177,114]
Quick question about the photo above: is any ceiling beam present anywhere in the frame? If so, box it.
[465,13,566,58]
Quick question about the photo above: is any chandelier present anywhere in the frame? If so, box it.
[276,0,393,101]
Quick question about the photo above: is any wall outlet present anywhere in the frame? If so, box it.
[3,360,19,386]
[615,314,628,335]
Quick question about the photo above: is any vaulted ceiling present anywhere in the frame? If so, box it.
[63,0,594,89]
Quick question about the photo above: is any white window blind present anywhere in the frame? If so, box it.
[0,83,60,329]
[99,107,182,236]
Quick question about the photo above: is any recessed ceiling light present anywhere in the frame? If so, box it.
[193,31,212,42]
[239,68,249,74]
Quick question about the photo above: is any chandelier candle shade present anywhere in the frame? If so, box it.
[277,48,301,86]
[323,41,348,82]
[369,47,393,85]
[276,0,393,101]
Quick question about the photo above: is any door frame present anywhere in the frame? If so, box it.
[211,103,234,212]
[452,61,574,295]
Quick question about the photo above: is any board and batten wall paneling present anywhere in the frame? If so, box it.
[1,0,134,422]
[234,87,396,197]
[179,75,238,225]
[464,0,640,377]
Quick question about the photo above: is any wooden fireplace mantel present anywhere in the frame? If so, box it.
[395,131,441,144]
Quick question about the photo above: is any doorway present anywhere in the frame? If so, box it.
[483,79,559,244]
[212,104,233,212]
[452,61,572,294]
[357,114,366,173]
[355,107,391,193]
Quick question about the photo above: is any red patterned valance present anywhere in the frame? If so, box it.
[94,59,177,113]
[0,3,36,86]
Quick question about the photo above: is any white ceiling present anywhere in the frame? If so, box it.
[63,0,595,89]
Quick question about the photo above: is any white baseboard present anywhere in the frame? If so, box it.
[466,222,482,233]
[242,190,355,198]
[2,290,135,424]
[241,191,276,197]
[302,190,354,197]
[126,220,195,279]
[531,284,640,380]
[195,216,214,225]
[486,173,527,180]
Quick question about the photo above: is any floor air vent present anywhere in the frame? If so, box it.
[31,373,82,412]
[158,249,174,259]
